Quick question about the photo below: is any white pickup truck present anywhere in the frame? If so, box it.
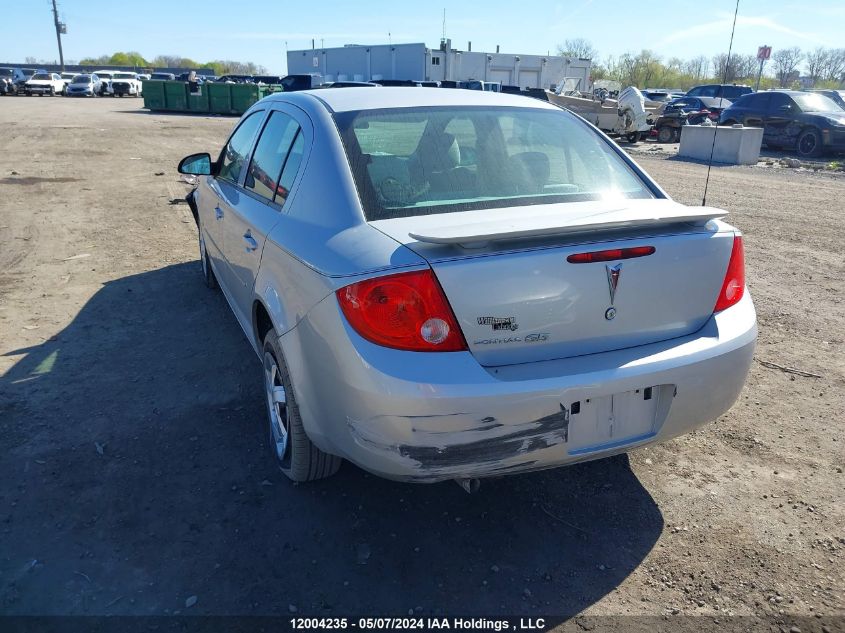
[110,71,143,97]
[24,72,65,96]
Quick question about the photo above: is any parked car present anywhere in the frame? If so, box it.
[663,96,731,117]
[111,71,143,97]
[23,72,65,96]
[643,90,685,103]
[177,88,756,485]
[686,84,753,101]
[654,97,731,143]
[278,74,324,91]
[149,72,175,81]
[719,90,845,157]
[0,67,26,95]
[59,72,77,94]
[320,81,379,88]
[808,89,845,111]
[92,70,114,95]
[66,74,102,97]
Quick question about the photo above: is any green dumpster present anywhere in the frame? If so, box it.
[230,83,263,114]
[142,80,166,110]
[208,82,233,114]
[163,81,189,111]
[187,84,210,112]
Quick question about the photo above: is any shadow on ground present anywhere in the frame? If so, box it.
[0,261,663,616]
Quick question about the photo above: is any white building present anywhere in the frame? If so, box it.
[286,40,592,91]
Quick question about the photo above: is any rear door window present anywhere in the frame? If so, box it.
[217,111,264,185]
[244,111,300,203]
[767,93,792,113]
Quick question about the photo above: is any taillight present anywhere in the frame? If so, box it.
[714,236,745,312]
[336,269,467,352]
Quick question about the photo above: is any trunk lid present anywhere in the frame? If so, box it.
[371,199,734,366]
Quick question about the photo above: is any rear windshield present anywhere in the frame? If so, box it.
[113,73,135,79]
[0,69,14,76]
[335,106,653,220]
[32,73,51,80]
[72,75,90,83]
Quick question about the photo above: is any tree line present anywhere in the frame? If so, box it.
[557,39,845,90]
[24,51,268,76]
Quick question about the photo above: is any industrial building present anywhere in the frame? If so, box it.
[286,40,591,90]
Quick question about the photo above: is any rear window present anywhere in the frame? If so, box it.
[32,73,51,80]
[722,86,752,100]
[72,75,90,84]
[335,106,653,220]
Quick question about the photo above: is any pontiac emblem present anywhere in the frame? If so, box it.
[606,263,622,304]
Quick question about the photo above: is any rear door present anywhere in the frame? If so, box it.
[219,106,309,320]
[204,110,265,304]
[764,93,800,147]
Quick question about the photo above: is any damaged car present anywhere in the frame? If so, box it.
[720,90,845,157]
[23,72,65,96]
[178,88,757,486]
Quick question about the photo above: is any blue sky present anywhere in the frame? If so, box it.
[4,0,843,73]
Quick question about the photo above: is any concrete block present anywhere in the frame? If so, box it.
[678,124,764,165]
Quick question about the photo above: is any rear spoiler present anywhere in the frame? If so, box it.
[406,204,727,247]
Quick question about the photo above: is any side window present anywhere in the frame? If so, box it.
[276,132,304,205]
[747,93,770,111]
[687,87,703,97]
[768,93,791,113]
[217,112,264,185]
[244,111,300,202]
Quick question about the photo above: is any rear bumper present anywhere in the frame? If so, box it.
[282,292,757,482]
[822,128,845,152]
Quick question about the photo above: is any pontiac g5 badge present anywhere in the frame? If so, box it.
[605,263,622,320]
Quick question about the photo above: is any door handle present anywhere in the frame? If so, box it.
[214,206,224,220]
[243,232,258,252]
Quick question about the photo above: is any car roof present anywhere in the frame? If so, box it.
[266,86,559,113]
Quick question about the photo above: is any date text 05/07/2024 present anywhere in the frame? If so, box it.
[290,617,548,631]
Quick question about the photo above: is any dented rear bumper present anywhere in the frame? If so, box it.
[281,291,757,482]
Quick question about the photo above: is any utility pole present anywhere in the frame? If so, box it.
[51,0,66,71]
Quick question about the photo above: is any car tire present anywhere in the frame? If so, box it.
[657,126,674,143]
[262,328,342,482]
[49,87,55,96]
[796,127,822,158]
[625,132,639,143]
[198,225,218,290]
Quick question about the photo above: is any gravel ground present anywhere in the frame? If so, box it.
[0,97,842,630]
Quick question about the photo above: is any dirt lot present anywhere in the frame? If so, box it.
[0,97,842,629]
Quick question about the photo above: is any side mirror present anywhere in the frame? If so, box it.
[178,153,212,175]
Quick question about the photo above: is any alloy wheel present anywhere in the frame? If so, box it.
[263,352,289,463]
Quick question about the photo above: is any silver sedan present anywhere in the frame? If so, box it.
[178,88,756,485]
